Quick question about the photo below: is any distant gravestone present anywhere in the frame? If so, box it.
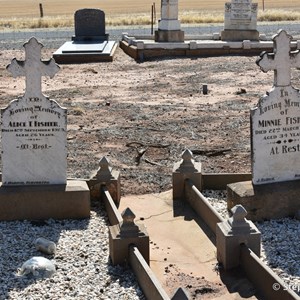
[252,30,300,184]
[0,37,90,221]
[2,37,67,185]
[227,30,300,221]
[53,8,117,63]
[73,8,108,41]
[221,0,259,41]
[155,0,184,42]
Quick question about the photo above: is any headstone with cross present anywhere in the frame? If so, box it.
[226,30,300,221]
[0,37,90,221]
[251,29,300,185]
[1,37,67,185]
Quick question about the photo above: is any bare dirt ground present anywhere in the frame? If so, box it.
[1,46,293,196]
[1,45,299,299]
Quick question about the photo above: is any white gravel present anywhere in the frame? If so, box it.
[203,190,300,296]
[0,202,145,300]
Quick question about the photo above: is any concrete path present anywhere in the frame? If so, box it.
[119,190,260,299]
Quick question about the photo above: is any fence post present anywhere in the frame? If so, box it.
[88,156,121,205]
[172,149,202,201]
[39,3,44,18]
[216,205,261,270]
[109,207,149,265]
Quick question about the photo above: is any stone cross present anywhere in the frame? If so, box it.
[256,30,300,87]
[6,37,59,98]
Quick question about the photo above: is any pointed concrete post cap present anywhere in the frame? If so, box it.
[171,287,190,300]
[228,204,251,232]
[182,149,193,161]
[94,156,113,179]
[231,205,247,222]
[99,156,112,172]
[121,207,136,224]
[176,149,197,172]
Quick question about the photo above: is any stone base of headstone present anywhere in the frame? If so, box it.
[0,180,90,221]
[155,30,184,43]
[221,30,259,41]
[227,180,300,221]
[72,34,109,42]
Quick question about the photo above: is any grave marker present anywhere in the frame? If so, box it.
[227,30,300,220]
[0,37,90,221]
[2,37,67,185]
[53,9,117,63]
[221,0,259,41]
[155,0,184,42]
[73,8,108,41]
[252,30,300,184]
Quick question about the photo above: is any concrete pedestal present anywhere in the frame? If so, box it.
[227,180,300,221]
[0,180,90,221]
[221,30,259,41]
[155,30,184,43]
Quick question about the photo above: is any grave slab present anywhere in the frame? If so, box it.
[53,8,117,63]
[1,37,90,221]
[53,41,117,63]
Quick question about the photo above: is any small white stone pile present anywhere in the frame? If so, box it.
[0,205,145,300]
[204,190,300,296]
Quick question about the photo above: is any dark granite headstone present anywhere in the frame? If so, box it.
[73,8,108,41]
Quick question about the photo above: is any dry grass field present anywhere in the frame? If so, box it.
[0,0,299,28]
[0,0,299,17]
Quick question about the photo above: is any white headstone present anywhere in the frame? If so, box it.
[158,0,181,31]
[224,0,258,31]
[1,37,67,186]
[251,30,300,185]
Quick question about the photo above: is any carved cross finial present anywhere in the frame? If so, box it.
[6,37,60,98]
[256,30,300,87]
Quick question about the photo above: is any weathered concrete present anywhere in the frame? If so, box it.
[119,191,259,299]
[88,156,121,206]
[221,30,259,41]
[109,208,149,266]
[0,180,90,221]
[155,30,184,43]
[172,149,202,201]
[227,180,300,221]
[216,205,261,270]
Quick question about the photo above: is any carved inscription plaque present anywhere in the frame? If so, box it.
[1,96,67,185]
[251,86,300,184]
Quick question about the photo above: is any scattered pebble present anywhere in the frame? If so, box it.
[204,190,300,295]
[0,205,145,300]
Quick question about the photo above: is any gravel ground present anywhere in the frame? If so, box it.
[0,201,145,300]
[204,190,300,297]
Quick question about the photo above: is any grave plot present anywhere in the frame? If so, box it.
[0,37,90,220]
[0,34,299,299]
[120,0,300,61]
[228,29,300,221]
[53,9,117,63]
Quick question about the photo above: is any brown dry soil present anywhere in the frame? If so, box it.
[1,46,294,194]
[1,46,299,299]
